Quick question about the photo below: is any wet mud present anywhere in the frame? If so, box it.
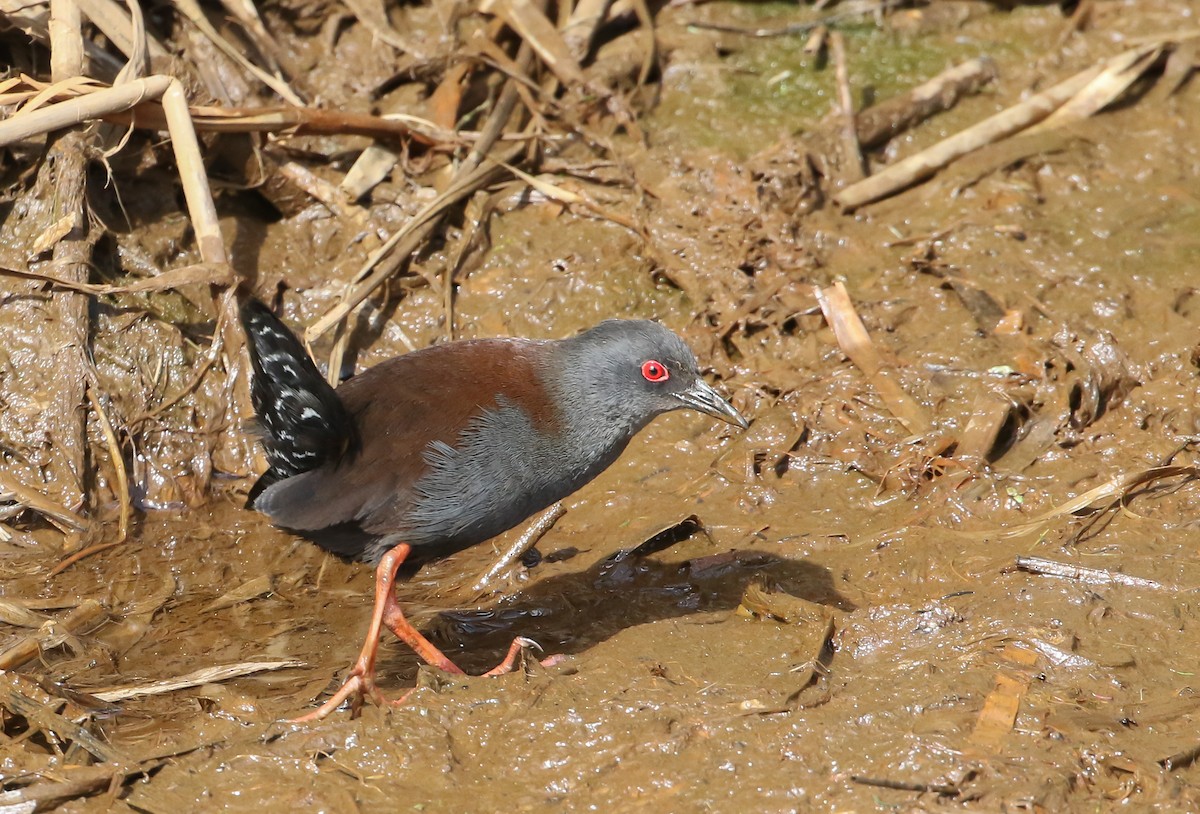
[4,1,1200,811]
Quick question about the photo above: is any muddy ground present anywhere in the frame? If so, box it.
[4,0,1200,811]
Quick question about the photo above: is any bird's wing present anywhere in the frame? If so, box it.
[252,339,554,557]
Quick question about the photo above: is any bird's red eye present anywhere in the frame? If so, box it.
[641,360,669,383]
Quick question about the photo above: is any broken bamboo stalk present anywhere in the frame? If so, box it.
[856,57,998,149]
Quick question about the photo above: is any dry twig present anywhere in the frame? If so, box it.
[1014,556,1169,590]
[850,775,960,796]
[829,32,863,182]
[471,502,566,596]
[86,388,130,543]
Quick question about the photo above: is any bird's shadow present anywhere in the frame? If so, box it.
[375,539,855,682]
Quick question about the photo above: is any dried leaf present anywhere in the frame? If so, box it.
[202,575,275,613]
[969,644,1038,753]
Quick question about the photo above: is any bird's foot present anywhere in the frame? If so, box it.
[293,636,564,722]
[294,638,566,722]
[289,660,419,723]
[481,636,566,676]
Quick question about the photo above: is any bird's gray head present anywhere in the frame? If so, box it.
[551,320,748,436]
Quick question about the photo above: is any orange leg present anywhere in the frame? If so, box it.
[293,542,555,722]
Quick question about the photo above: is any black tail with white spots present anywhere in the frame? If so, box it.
[240,299,359,505]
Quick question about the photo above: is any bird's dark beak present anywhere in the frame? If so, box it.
[674,380,749,429]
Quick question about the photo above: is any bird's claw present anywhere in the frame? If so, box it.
[513,635,543,652]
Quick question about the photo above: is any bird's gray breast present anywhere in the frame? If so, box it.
[400,399,625,550]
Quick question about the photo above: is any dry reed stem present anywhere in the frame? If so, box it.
[488,154,646,236]
[91,658,303,701]
[0,74,442,143]
[0,73,103,107]
[127,102,443,142]
[0,472,86,531]
[562,0,614,59]
[623,0,657,89]
[0,673,125,763]
[0,75,172,146]
[110,0,148,87]
[217,0,287,72]
[1026,46,1161,134]
[0,262,235,294]
[74,0,167,63]
[0,600,53,628]
[463,43,533,173]
[162,80,252,423]
[0,765,147,810]
[49,0,83,80]
[0,3,125,76]
[161,81,225,266]
[483,0,587,87]
[803,25,827,55]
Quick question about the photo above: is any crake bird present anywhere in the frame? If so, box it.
[240,299,748,720]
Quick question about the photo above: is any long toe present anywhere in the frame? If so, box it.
[291,673,368,723]
[482,636,563,677]
[293,663,426,721]
[295,644,571,721]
